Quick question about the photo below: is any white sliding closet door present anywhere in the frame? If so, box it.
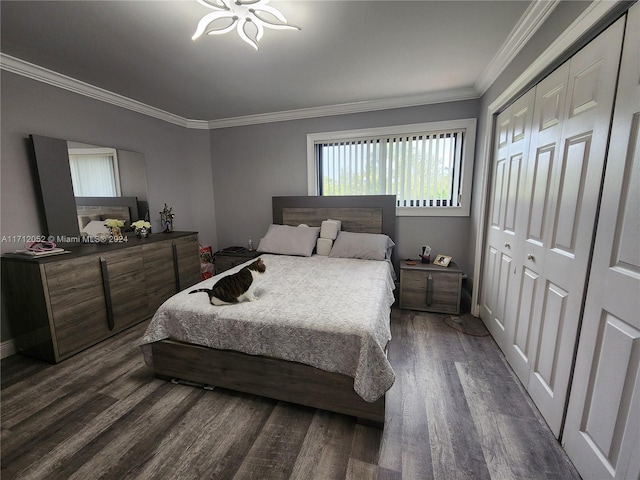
[480,16,624,437]
[563,4,640,479]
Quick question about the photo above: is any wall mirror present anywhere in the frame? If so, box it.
[30,134,149,241]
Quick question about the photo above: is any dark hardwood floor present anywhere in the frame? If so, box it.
[1,308,581,479]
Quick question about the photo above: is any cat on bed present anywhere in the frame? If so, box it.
[189,257,266,305]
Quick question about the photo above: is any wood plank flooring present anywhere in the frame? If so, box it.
[1,309,581,479]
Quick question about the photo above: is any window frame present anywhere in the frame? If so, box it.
[307,118,477,217]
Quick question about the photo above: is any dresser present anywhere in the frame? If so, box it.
[2,232,200,363]
[399,261,463,314]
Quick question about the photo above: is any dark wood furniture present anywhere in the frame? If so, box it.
[2,232,200,363]
[399,261,463,314]
[149,195,396,427]
[214,248,261,274]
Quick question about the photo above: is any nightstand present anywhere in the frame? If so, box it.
[214,248,261,274]
[399,261,463,314]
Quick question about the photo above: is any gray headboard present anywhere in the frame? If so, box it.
[272,195,396,241]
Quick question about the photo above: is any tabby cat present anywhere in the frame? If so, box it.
[189,257,266,305]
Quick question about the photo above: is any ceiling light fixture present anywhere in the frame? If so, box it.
[192,0,300,50]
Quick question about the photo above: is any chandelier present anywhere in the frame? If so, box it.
[192,0,300,50]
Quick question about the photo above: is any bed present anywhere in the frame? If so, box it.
[140,195,397,426]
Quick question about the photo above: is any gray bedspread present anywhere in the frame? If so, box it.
[140,254,396,402]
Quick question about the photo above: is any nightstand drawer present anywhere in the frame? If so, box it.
[400,263,462,314]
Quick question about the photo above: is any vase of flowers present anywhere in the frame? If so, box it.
[104,219,125,241]
[132,220,152,238]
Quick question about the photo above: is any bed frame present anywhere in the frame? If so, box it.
[150,195,397,427]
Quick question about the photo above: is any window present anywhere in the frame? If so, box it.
[68,147,121,197]
[307,119,476,216]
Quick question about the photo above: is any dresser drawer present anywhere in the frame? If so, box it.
[400,265,462,314]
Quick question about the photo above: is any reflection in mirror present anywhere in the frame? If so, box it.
[67,142,149,236]
[68,145,121,196]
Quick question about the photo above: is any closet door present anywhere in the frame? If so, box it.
[503,63,570,385]
[480,90,534,349]
[522,17,624,437]
[563,4,640,479]
[480,15,624,438]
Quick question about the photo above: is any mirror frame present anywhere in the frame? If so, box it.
[30,134,147,241]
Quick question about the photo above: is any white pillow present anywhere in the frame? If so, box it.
[320,219,341,240]
[257,224,320,257]
[316,237,333,256]
[329,231,395,261]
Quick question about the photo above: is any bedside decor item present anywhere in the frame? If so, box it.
[132,220,152,238]
[192,0,300,50]
[104,219,125,241]
[420,245,432,263]
[434,254,452,267]
[160,204,174,233]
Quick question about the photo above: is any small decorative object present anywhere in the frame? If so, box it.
[199,244,214,280]
[434,254,452,267]
[132,220,152,238]
[247,238,253,251]
[104,219,125,242]
[420,245,432,264]
[160,203,175,233]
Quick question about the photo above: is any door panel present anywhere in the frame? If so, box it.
[552,133,591,255]
[504,64,570,385]
[564,5,640,478]
[481,14,625,440]
[481,90,535,348]
[533,281,568,395]
[525,17,624,436]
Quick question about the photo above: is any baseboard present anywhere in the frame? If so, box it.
[1,339,17,359]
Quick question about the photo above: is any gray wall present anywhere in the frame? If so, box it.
[210,100,480,276]
[0,71,216,341]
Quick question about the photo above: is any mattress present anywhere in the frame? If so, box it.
[140,253,396,402]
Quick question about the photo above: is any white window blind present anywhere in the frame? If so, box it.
[307,119,476,217]
[68,148,120,197]
[317,129,464,207]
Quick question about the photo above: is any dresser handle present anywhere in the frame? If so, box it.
[172,242,180,292]
[504,242,511,249]
[426,274,434,306]
[99,256,115,331]
[527,253,535,261]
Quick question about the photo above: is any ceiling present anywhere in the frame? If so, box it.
[0,1,540,127]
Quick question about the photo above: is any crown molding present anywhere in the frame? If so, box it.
[488,0,623,114]
[0,52,478,130]
[0,53,210,130]
[475,0,560,95]
[206,88,480,129]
